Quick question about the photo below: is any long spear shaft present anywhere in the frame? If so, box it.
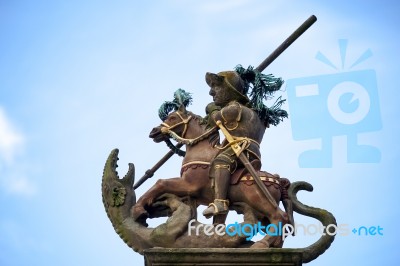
[133,143,183,190]
[256,15,317,72]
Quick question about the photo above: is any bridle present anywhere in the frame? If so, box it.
[161,111,192,139]
[160,111,217,147]
[160,111,191,157]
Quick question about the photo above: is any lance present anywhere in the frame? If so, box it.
[133,143,183,190]
[256,15,317,72]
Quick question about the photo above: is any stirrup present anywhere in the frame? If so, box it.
[203,199,230,218]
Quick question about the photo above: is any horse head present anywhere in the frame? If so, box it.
[149,104,206,144]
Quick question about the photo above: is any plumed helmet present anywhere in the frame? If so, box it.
[205,71,249,104]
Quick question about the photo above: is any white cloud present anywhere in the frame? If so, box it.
[0,107,24,164]
[0,107,36,197]
[6,176,37,197]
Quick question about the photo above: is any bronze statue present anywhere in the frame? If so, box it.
[102,148,335,259]
[101,15,338,265]
[132,87,291,247]
[201,70,289,222]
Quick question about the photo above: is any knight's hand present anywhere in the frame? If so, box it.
[205,102,220,115]
[209,131,220,147]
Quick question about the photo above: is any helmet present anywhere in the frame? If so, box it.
[205,71,249,103]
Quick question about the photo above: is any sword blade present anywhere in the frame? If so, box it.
[238,152,278,209]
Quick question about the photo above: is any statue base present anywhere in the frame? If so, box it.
[144,248,303,266]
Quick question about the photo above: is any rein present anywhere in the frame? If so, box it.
[161,112,192,139]
[165,139,186,157]
[164,126,217,146]
[161,112,218,146]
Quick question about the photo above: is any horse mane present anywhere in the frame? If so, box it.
[186,111,206,124]
[185,111,220,144]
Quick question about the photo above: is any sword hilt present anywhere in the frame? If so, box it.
[216,120,243,156]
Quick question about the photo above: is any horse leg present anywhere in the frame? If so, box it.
[213,213,228,224]
[132,175,206,221]
[250,207,288,248]
[231,184,289,248]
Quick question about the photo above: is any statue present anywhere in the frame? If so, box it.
[201,69,290,223]
[101,15,337,265]
[132,86,291,248]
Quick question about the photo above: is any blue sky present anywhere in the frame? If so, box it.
[0,1,399,265]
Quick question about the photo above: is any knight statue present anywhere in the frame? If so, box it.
[201,68,291,223]
[100,15,338,265]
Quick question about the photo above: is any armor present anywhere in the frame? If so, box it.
[203,71,267,218]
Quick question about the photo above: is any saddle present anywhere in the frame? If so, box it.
[230,159,281,190]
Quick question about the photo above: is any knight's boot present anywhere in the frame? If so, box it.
[203,167,230,218]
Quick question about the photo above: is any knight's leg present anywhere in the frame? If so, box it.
[202,166,231,218]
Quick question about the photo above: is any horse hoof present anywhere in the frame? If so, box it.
[132,205,149,223]
[250,241,269,249]
[202,207,214,219]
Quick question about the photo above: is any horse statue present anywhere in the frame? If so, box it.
[101,83,336,258]
[131,104,294,248]
[101,118,336,260]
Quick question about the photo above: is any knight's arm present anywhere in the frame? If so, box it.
[215,101,242,126]
[205,102,221,127]
[204,102,222,146]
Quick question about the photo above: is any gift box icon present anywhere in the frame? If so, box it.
[286,40,382,168]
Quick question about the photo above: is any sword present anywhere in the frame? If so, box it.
[215,120,278,209]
